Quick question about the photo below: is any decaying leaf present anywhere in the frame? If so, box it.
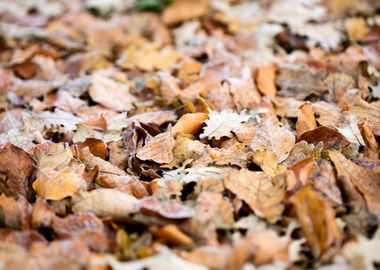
[224,168,285,223]
[200,110,251,140]
[256,64,277,98]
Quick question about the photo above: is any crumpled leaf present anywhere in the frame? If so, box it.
[89,72,137,112]
[224,168,285,223]
[72,189,139,219]
[200,110,250,140]
[290,185,342,258]
[297,126,350,149]
[171,113,208,137]
[80,147,127,175]
[32,167,87,201]
[136,131,175,164]
[329,151,380,219]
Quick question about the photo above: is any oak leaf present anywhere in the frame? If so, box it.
[200,110,250,140]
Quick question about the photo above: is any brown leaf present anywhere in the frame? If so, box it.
[136,131,175,164]
[350,99,380,136]
[96,174,149,198]
[329,150,380,219]
[256,64,277,98]
[184,191,234,243]
[296,102,317,137]
[32,167,87,201]
[0,143,36,197]
[162,0,208,25]
[224,168,285,222]
[250,118,295,163]
[0,238,90,270]
[290,185,342,258]
[89,73,137,112]
[0,195,32,230]
[72,189,139,219]
[138,196,194,219]
[297,126,350,149]
[150,224,193,245]
[78,138,108,160]
[171,113,208,138]
[200,110,251,140]
[80,147,126,175]
[276,66,326,99]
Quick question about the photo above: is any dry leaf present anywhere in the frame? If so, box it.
[136,131,175,164]
[296,102,317,137]
[72,189,139,219]
[138,196,194,219]
[33,167,86,201]
[290,185,342,258]
[162,0,208,25]
[329,150,380,219]
[0,143,35,197]
[256,64,277,98]
[171,113,208,137]
[346,17,369,41]
[200,110,250,140]
[80,147,126,175]
[297,126,350,149]
[89,73,137,112]
[224,168,285,222]
[250,118,295,163]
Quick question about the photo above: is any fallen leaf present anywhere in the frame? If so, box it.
[33,167,86,201]
[0,195,32,230]
[136,131,175,164]
[224,168,285,223]
[89,72,137,112]
[296,102,317,137]
[329,151,380,219]
[297,126,350,149]
[138,196,195,219]
[250,118,295,163]
[162,0,208,25]
[72,188,139,219]
[256,64,277,98]
[80,147,127,175]
[290,185,342,258]
[200,110,251,140]
[0,143,35,197]
[171,113,208,137]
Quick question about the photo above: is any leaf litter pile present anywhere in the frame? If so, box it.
[1,0,380,269]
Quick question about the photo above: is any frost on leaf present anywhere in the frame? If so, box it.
[200,110,251,140]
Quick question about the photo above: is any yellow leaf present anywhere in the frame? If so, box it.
[33,167,86,201]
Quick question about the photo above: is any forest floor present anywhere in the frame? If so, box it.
[1,0,380,269]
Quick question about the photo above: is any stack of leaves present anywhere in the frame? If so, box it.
[1,0,380,269]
